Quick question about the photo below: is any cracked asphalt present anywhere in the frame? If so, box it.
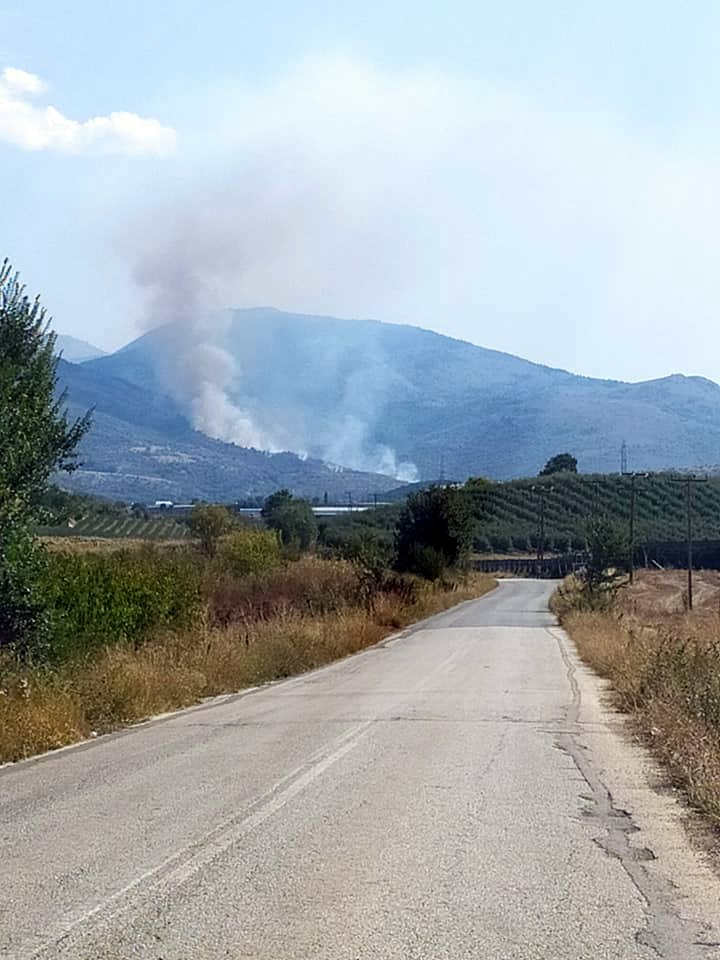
[3,579,720,958]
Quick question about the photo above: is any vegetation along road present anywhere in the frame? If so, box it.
[4,580,720,959]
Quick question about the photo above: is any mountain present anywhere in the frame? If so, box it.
[55,359,396,503]
[55,334,106,363]
[83,308,720,480]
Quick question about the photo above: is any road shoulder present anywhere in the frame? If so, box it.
[550,624,720,956]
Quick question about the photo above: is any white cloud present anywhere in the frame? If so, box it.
[0,66,175,155]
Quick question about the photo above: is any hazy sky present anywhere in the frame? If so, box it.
[3,1,720,382]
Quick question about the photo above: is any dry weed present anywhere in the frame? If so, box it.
[0,573,495,764]
[560,575,720,824]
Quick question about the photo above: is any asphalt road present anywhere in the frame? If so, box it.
[3,579,720,959]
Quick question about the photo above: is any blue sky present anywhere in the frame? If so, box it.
[2,1,720,381]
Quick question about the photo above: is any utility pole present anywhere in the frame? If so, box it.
[532,485,553,562]
[623,472,647,584]
[671,476,707,610]
[620,440,628,475]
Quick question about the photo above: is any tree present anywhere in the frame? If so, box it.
[0,261,90,656]
[261,489,317,549]
[187,503,235,556]
[540,453,578,476]
[395,485,474,579]
[0,260,90,530]
[584,518,629,594]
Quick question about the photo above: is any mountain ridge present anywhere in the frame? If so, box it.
[55,358,397,503]
[65,307,720,493]
[55,334,106,363]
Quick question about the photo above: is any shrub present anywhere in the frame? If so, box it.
[215,529,282,577]
[187,504,235,556]
[261,490,317,549]
[402,545,446,581]
[41,547,203,662]
[208,557,364,626]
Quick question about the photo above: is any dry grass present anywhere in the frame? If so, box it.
[557,572,720,823]
[0,572,495,765]
[617,568,720,617]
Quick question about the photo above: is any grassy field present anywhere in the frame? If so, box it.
[556,570,720,823]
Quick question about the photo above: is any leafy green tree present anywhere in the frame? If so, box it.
[187,503,235,556]
[0,260,90,655]
[0,260,90,529]
[584,517,629,593]
[540,453,578,476]
[261,489,293,521]
[395,485,475,579]
[262,489,317,549]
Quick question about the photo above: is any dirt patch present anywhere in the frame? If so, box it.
[619,568,720,617]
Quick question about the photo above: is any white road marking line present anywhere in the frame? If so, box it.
[18,639,468,959]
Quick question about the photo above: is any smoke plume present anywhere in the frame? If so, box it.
[130,234,280,452]
[123,60,434,477]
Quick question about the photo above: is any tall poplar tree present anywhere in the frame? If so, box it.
[0,259,91,653]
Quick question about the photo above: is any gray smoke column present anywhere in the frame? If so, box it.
[129,215,279,451]
[122,179,418,477]
[119,58,430,478]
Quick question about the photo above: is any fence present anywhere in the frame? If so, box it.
[472,553,587,579]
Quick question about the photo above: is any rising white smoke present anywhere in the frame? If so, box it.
[123,58,476,477]
[130,241,280,452]
[181,342,275,450]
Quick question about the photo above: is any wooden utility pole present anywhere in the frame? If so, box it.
[671,476,707,610]
[623,473,647,584]
[532,485,553,563]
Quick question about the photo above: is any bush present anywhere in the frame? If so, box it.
[215,529,282,577]
[41,548,203,662]
[402,545,446,581]
[261,490,317,549]
[187,504,235,556]
[208,557,364,626]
